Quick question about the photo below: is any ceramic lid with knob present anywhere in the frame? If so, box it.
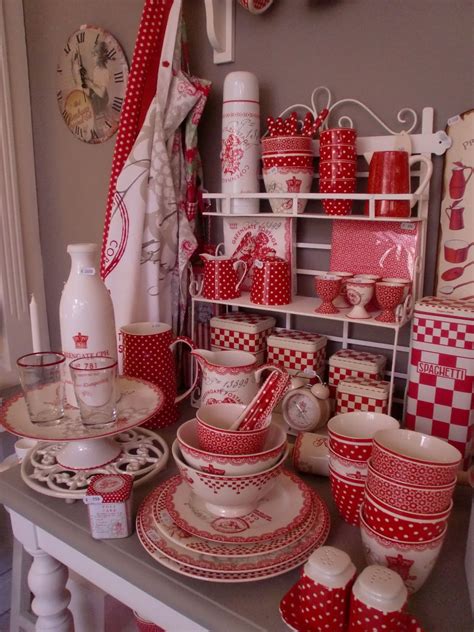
[352,565,408,613]
[303,546,356,589]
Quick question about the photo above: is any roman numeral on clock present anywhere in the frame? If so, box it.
[57,91,63,103]
[105,120,113,128]
[114,71,124,83]
[105,47,117,61]
[62,110,71,126]
[111,97,123,113]
[76,31,85,44]
[64,43,71,55]
[90,129,99,140]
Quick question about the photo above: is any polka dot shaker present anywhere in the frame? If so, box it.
[348,565,408,631]
[298,546,356,631]
[250,252,291,305]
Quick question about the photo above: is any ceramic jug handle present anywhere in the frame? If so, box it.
[234,260,248,290]
[188,265,203,297]
[215,242,225,256]
[254,363,286,383]
[409,155,433,207]
[170,336,199,403]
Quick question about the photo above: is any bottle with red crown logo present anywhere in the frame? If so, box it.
[60,243,117,406]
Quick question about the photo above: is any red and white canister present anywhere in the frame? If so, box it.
[336,376,390,414]
[329,349,387,397]
[210,312,275,365]
[84,474,133,539]
[405,296,474,468]
[267,328,327,376]
[250,253,291,306]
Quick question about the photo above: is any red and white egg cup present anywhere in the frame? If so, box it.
[375,281,406,322]
[314,274,342,314]
[329,465,366,526]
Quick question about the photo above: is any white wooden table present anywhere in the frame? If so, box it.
[0,451,472,632]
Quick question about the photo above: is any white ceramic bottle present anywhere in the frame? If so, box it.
[60,243,117,406]
[221,71,260,214]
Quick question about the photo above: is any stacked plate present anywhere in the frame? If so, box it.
[136,469,330,583]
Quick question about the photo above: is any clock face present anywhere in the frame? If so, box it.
[56,26,128,144]
[282,390,320,432]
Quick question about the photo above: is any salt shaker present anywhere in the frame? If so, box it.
[221,71,260,214]
[299,546,356,631]
[348,565,408,631]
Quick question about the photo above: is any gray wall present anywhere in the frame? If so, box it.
[22,0,473,347]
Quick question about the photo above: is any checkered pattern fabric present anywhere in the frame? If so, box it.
[267,346,326,375]
[336,391,388,414]
[412,316,474,351]
[405,346,474,465]
[210,326,272,353]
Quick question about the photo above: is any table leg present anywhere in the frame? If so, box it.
[24,546,74,632]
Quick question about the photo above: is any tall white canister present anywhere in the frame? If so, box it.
[59,243,117,406]
[221,71,260,214]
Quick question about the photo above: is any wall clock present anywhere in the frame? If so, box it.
[56,25,129,144]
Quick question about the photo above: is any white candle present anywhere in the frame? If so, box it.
[29,294,41,352]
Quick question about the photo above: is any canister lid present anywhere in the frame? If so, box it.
[329,349,386,372]
[337,376,390,398]
[85,474,133,503]
[415,296,474,319]
[223,71,259,102]
[268,328,327,352]
[211,312,275,333]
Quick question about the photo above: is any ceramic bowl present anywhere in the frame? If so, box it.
[177,418,287,475]
[359,508,447,594]
[328,465,365,526]
[319,144,357,161]
[328,412,400,461]
[328,445,368,480]
[319,128,357,145]
[319,160,357,179]
[262,166,313,214]
[362,489,451,542]
[372,428,462,486]
[196,403,269,455]
[261,135,313,155]
[366,461,456,514]
[172,439,288,517]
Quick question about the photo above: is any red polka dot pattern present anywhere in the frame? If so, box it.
[86,474,133,502]
[362,499,447,541]
[329,468,365,526]
[348,596,406,631]
[100,0,173,279]
[250,255,291,305]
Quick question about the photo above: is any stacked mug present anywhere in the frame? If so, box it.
[361,428,462,593]
[319,127,357,215]
[327,412,400,526]
[261,135,314,214]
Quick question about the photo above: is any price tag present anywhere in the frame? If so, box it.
[80,266,96,275]
[400,222,415,232]
[83,495,103,505]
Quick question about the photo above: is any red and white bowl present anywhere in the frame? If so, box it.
[319,144,357,161]
[329,465,365,526]
[362,490,451,542]
[196,403,269,455]
[359,508,447,594]
[261,135,312,155]
[320,128,357,145]
[372,428,462,486]
[328,445,368,480]
[319,160,357,179]
[366,461,456,514]
[172,440,288,518]
[177,418,287,476]
[328,412,399,461]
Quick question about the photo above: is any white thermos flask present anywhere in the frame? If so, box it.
[221,71,260,214]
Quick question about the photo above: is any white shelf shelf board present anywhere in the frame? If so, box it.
[192,292,410,330]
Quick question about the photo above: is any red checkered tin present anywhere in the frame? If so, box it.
[210,312,276,355]
[405,297,474,468]
[336,376,389,414]
[84,474,133,539]
[267,328,327,376]
[329,349,387,396]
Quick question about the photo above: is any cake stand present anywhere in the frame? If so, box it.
[0,376,170,500]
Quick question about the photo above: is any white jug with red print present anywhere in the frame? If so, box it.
[59,243,117,406]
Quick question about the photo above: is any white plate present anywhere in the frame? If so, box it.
[164,470,313,543]
[154,478,316,558]
[0,377,164,441]
[138,480,329,572]
[136,509,329,583]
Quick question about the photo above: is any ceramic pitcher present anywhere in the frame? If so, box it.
[191,349,276,405]
[120,322,197,429]
[191,247,247,301]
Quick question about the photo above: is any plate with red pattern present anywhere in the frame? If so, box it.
[136,482,329,573]
[163,470,313,543]
[153,478,317,558]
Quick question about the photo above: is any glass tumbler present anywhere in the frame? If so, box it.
[16,352,66,423]
[69,356,118,427]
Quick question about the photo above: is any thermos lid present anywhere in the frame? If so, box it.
[304,546,356,589]
[223,71,259,103]
[67,243,98,254]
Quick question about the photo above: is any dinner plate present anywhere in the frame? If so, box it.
[137,480,329,572]
[0,376,163,441]
[164,470,313,543]
[154,478,316,558]
[136,510,329,583]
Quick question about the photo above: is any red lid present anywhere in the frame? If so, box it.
[86,474,133,502]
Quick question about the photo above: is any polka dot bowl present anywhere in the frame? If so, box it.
[328,465,365,526]
[196,403,269,455]
[362,489,452,542]
[328,412,400,462]
[328,444,368,481]
[177,418,287,476]
[172,439,288,518]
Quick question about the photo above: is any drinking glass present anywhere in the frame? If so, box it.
[16,352,66,423]
[70,356,118,427]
